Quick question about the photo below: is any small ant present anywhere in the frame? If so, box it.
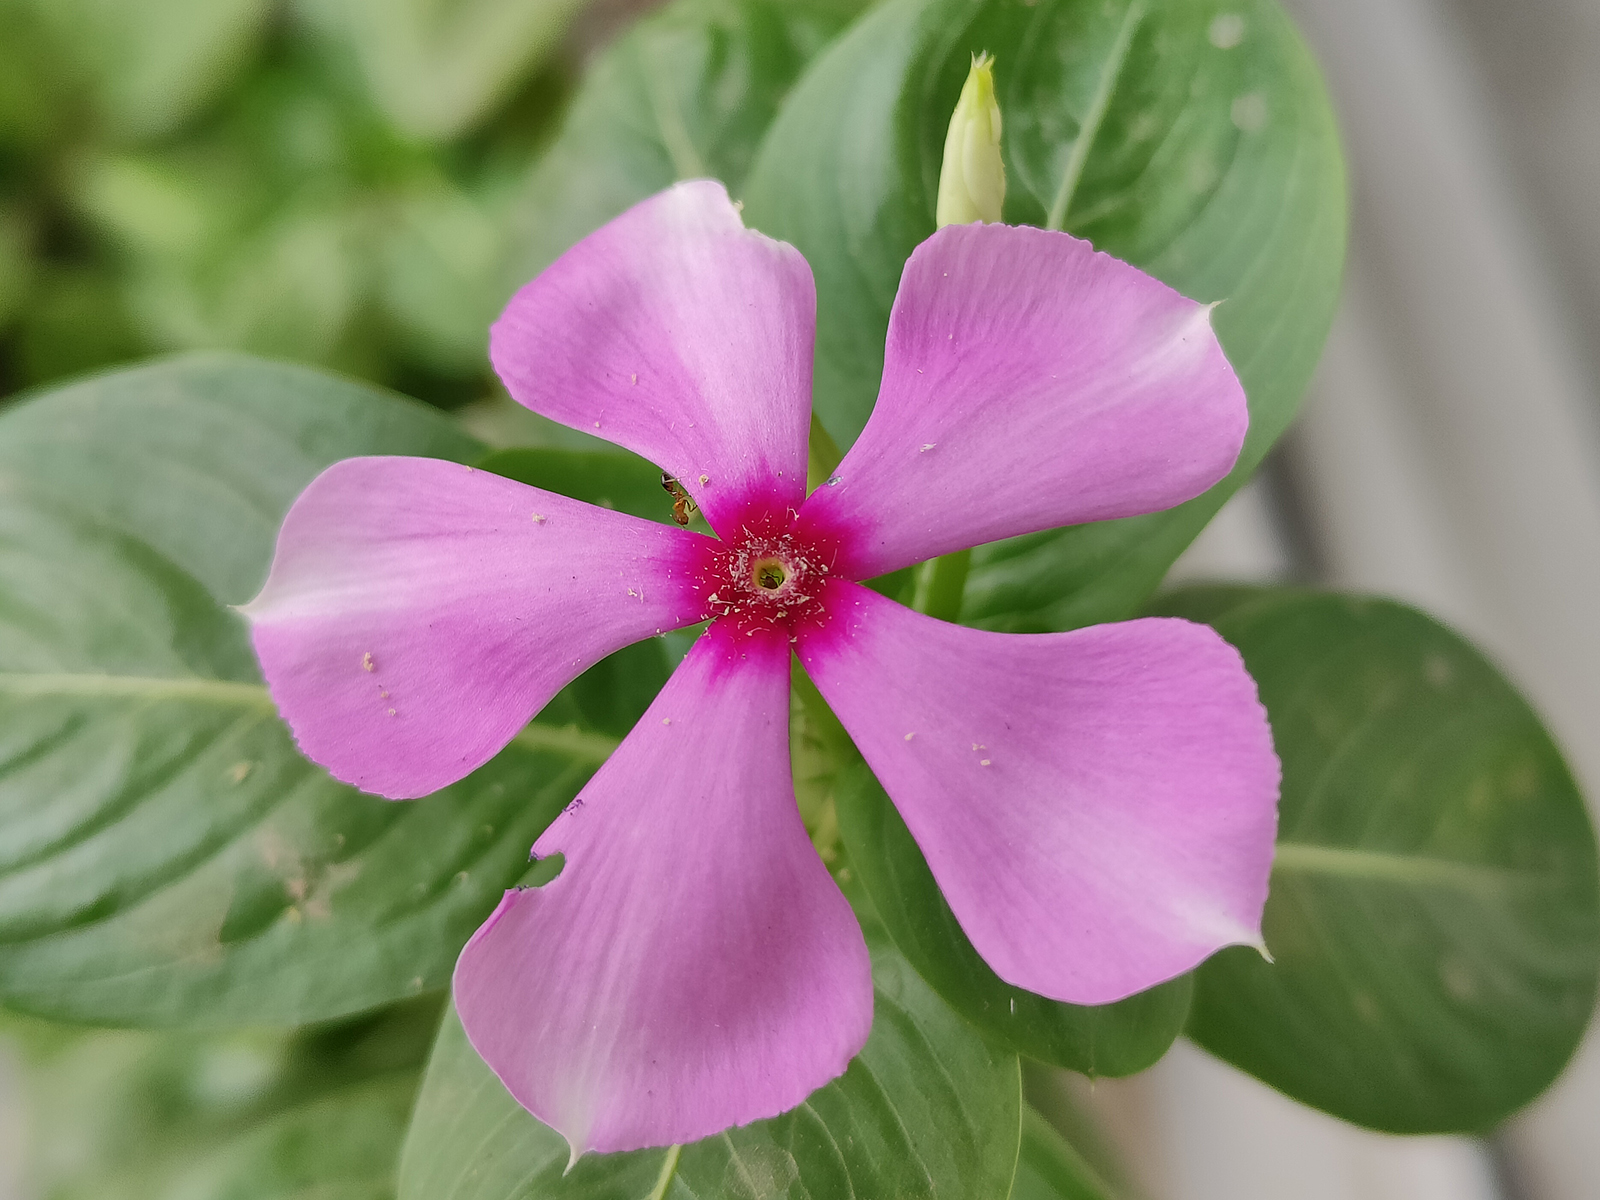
[661,473,698,527]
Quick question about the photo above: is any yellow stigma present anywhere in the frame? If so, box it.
[936,53,1006,227]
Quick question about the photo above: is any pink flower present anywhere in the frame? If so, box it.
[243,181,1279,1158]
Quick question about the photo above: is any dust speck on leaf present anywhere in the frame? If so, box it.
[1230,92,1268,132]
[1424,653,1454,688]
[1208,12,1245,48]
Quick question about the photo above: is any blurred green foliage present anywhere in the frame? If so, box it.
[5,995,442,1200]
[0,0,590,405]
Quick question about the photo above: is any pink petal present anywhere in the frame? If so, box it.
[453,620,872,1158]
[797,579,1278,1005]
[243,456,712,799]
[797,223,1248,579]
[490,181,814,539]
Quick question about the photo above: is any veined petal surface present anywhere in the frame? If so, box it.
[798,580,1278,1005]
[453,621,872,1158]
[491,180,814,538]
[797,223,1247,578]
[244,456,710,799]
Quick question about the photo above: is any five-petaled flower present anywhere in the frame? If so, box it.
[243,181,1279,1159]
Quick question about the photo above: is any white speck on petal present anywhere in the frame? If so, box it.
[920,443,936,453]
[531,513,546,523]
[699,474,709,485]
[904,733,915,741]
[630,373,637,384]
[662,717,671,725]
[361,652,374,672]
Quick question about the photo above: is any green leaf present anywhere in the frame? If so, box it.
[503,0,870,290]
[7,996,439,1200]
[0,204,33,332]
[1152,586,1600,1133]
[27,0,273,142]
[296,0,585,140]
[0,354,620,1026]
[399,940,1022,1200]
[834,762,1191,1077]
[741,0,1346,630]
[1010,1108,1117,1200]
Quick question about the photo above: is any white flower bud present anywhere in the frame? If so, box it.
[936,53,1006,227]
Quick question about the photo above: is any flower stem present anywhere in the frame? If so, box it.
[806,413,844,491]
[912,549,971,622]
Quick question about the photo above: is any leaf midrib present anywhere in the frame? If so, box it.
[1273,841,1544,894]
[0,672,621,763]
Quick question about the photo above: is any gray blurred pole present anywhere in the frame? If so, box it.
[1271,0,1600,1196]
[1127,0,1600,1193]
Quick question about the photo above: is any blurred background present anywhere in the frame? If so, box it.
[1,0,1598,1196]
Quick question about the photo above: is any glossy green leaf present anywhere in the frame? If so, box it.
[742,0,1346,630]
[504,0,869,289]
[0,354,621,1026]
[834,762,1191,1076]
[1010,1108,1117,1200]
[297,0,584,140]
[1152,587,1600,1132]
[398,940,1022,1200]
[7,996,439,1200]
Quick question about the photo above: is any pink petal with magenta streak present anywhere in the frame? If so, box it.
[243,456,713,800]
[798,579,1278,1004]
[798,222,1248,578]
[491,180,814,539]
[454,621,871,1158]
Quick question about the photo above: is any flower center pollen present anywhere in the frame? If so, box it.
[697,520,834,634]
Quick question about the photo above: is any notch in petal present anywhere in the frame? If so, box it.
[798,223,1247,579]
[798,580,1278,1004]
[491,181,815,539]
[243,456,713,799]
[454,622,872,1157]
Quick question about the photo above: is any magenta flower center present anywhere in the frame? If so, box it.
[696,510,837,635]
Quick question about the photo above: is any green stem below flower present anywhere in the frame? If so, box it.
[912,549,971,623]
[807,412,844,490]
